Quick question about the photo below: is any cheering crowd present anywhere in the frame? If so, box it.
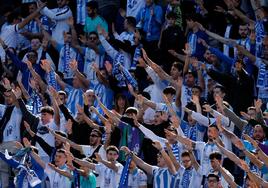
[0,0,267,187]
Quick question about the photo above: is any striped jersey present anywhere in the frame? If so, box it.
[152,166,174,188]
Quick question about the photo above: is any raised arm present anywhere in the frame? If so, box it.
[121,146,153,175]
[69,60,90,89]
[73,157,96,170]
[152,141,176,175]
[215,140,240,165]
[18,2,46,30]
[47,163,73,179]
[165,142,180,171]
[95,153,120,172]
[51,127,83,153]
[216,160,237,188]
[40,4,72,21]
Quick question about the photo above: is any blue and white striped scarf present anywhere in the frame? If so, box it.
[181,167,193,188]
[118,155,133,188]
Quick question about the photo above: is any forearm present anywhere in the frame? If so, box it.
[217,144,240,164]
[160,149,176,174]
[219,166,237,188]
[83,114,99,129]
[139,124,166,146]
[189,150,200,171]
[244,150,263,169]
[223,106,247,130]
[166,147,180,170]
[73,158,95,170]
[53,167,73,179]
[74,69,90,89]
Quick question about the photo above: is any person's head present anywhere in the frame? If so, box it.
[185,14,199,29]
[54,131,67,148]
[192,85,202,98]
[166,11,177,26]
[3,90,15,105]
[213,85,226,100]
[165,125,178,143]
[207,124,219,142]
[7,12,20,24]
[247,107,257,120]
[187,113,197,125]
[63,31,72,43]
[156,152,167,167]
[207,53,219,66]
[238,23,249,39]
[163,86,176,102]
[85,89,95,106]
[115,94,129,114]
[57,0,68,8]
[181,151,192,169]
[88,31,99,45]
[125,107,138,118]
[170,62,183,80]
[26,50,38,64]
[30,38,41,51]
[106,146,119,162]
[129,160,137,170]
[184,72,195,87]
[54,149,67,167]
[58,91,67,104]
[40,106,54,124]
[253,124,266,142]
[207,174,220,188]
[154,111,165,125]
[124,16,136,31]
[28,2,37,14]
[235,59,245,71]
[209,152,222,170]
[89,129,102,146]
[86,0,98,17]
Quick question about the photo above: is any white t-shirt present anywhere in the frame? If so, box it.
[82,144,107,187]
[35,120,58,161]
[128,168,147,188]
[81,145,107,160]
[0,24,19,48]
[3,107,22,142]
[45,164,72,188]
[95,162,123,188]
